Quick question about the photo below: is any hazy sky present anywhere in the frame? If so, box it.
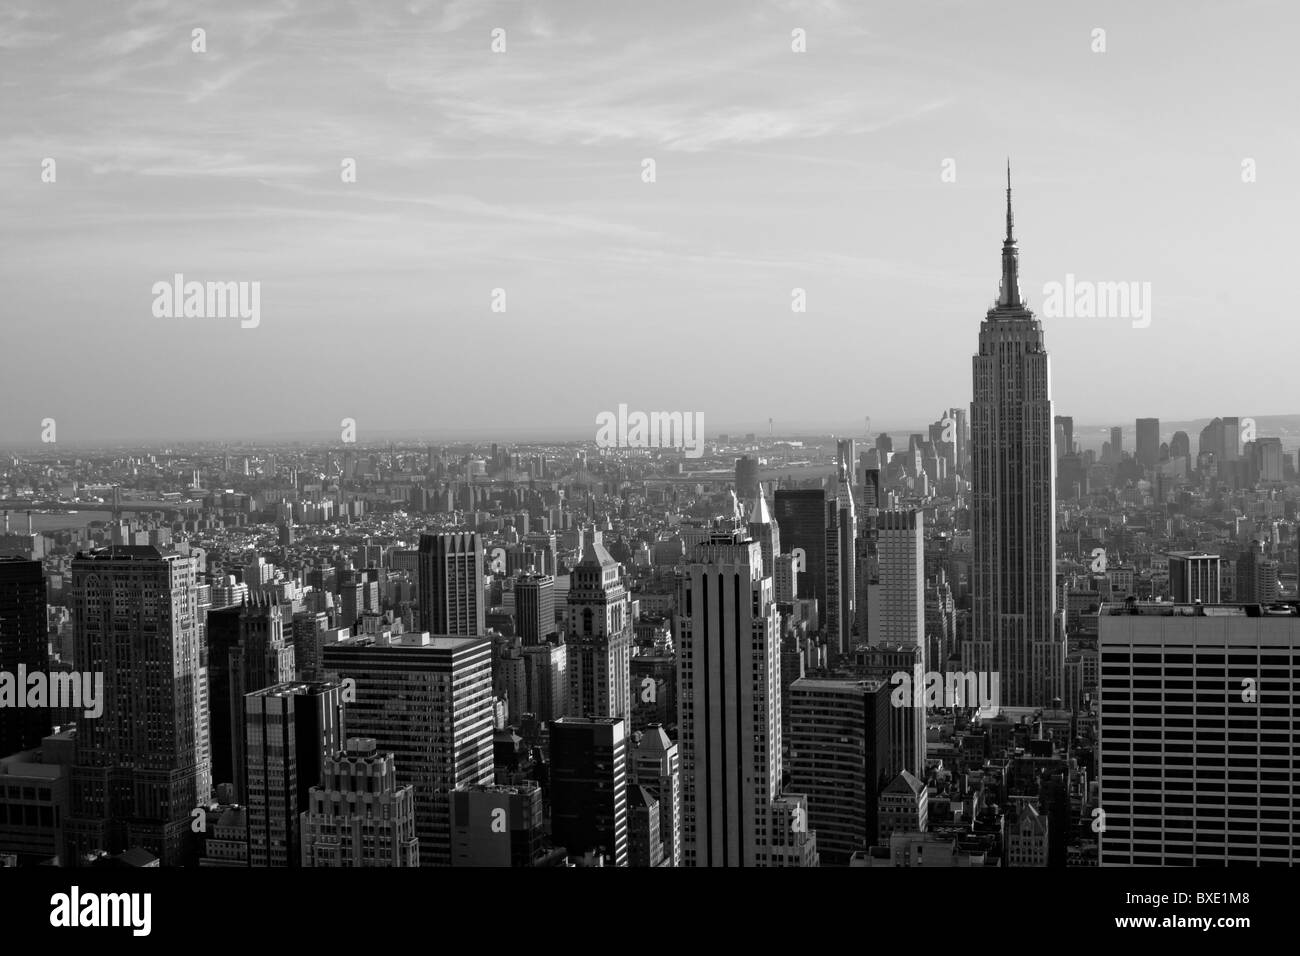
[2,0,1297,444]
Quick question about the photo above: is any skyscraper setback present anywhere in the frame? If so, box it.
[965,170,1062,708]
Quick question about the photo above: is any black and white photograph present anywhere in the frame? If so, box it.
[0,0,1286,937]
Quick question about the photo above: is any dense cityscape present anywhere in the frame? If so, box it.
[1,180,1296,876]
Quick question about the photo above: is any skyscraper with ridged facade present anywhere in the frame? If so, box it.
[676,531,818,867]
[965,167,1061,707]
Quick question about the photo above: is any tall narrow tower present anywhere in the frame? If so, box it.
[565,540,633,723]
[965,166,1060,707]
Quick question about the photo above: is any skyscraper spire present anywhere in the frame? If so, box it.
[1005,159,1014,241]
[998,161,1021,308]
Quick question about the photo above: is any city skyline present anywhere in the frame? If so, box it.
[4,0,1300,904]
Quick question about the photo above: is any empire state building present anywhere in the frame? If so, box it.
[964,167,1061,708]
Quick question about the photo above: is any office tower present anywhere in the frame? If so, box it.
[0,557,49,756]
[65,547,207,866]
[828,465,857,658]
[450,782,544,867]
[1167,552,1222,604]
[735,456,760,501]
[1220,416,1241,461]
[565,540,633,723]
[549,716,629,866]
[1098,602,1300,865]
[1054,415,1074,457]
[850,643,924,778]
[1236,542,1280,604]
[966,171,1060,708]
[746,483,780,580]
[301,738,419,867]
[1109,427,1123,459]
[521,641,567,721]
[629,725,682,867]
[677,534,814,866]
[323,633,494,866]
[1136,418,1160,468]
[774,489,828,630]
[866,510,925,655]
[786,678,892,866]
[513,572,555,645]
[206,596,295,801]
[292,610,331,681]
[244,680,344,867]
[417,532,486,636]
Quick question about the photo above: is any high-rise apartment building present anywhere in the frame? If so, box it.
[966,171,1061,707]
